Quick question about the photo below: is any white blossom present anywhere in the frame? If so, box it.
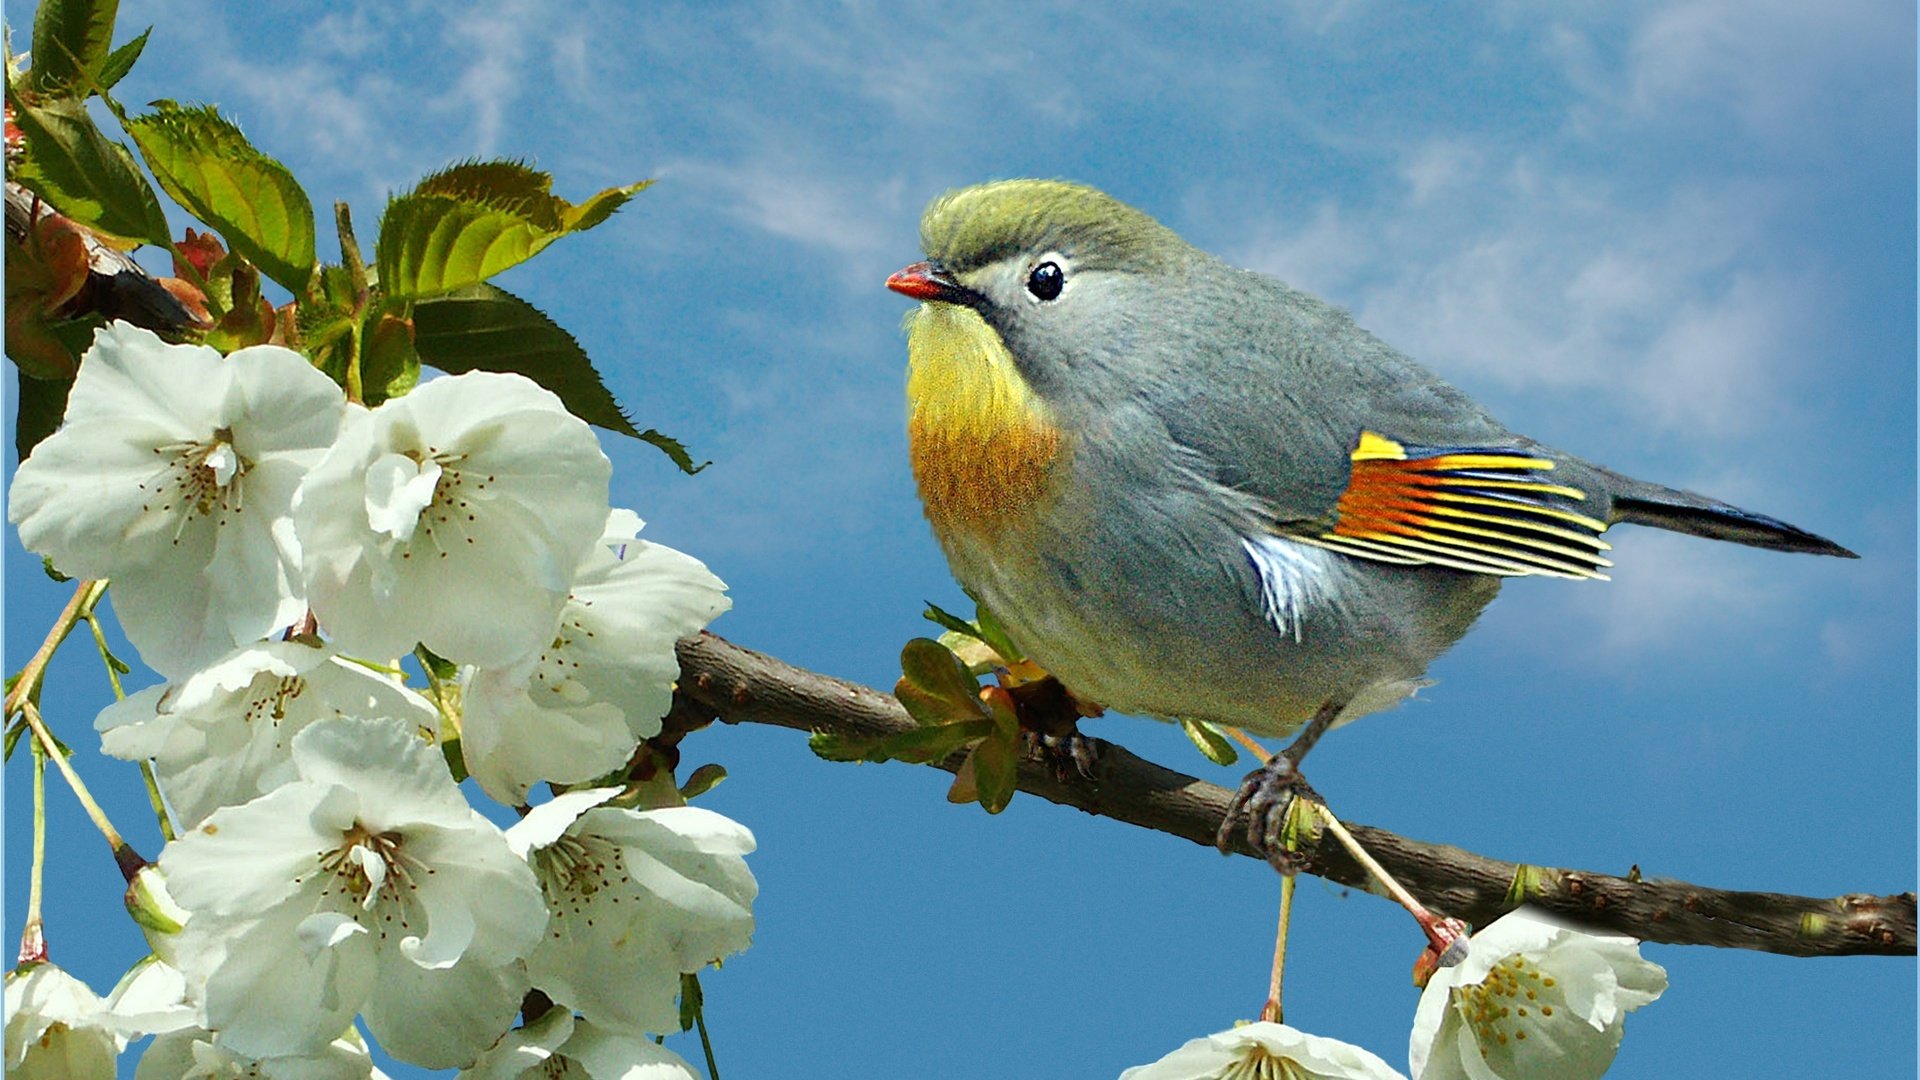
[4,962,124,1079]
[462,510,730,803]
[1121,1021,1406,1080]
[160,716,547,1068]
[8,321,346,676]
[98,639,439,829]
[507,788,755,1037]
[1409,908,1667,1080]
[136,1026,383,1080]
[460,1009,699,1080]
[103,956,197,1040]
[295,371,611,667]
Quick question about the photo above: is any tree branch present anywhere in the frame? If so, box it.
[671,631,1914,959]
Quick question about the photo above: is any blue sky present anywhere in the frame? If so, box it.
[6,2,1913,1077]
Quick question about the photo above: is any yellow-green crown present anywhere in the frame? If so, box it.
[918,180,1187,274]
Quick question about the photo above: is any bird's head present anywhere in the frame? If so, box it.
[888,180,1194,403]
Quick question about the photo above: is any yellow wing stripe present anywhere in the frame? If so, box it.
[1315,431,1613,580]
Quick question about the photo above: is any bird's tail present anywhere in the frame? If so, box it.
[1599,472,1857,558]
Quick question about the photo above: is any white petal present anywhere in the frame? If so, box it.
[561,1021,701,1080]
[1123,1022,1405,1080]
[457,1009,575,1080]
[506,788,623,857]
[297,372,611,668]
[461,666,640,804]
[365,453,441,542]
[361,951,529,1070]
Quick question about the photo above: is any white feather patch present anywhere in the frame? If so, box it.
[1242,533,1337,642]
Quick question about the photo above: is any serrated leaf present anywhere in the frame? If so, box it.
[6,90,170,246]
[808,719,992,765]
[678,763,727,800]
[896,638,983,724]
[411,283,706,472]
[16,369,75,460]
[1179,718,1240,766]
[415,159,563,229]
[123,102,316,294]
[374,171,646,301]
[29,0,119,96]
[95,25,148,90]
[970,732,1019,814]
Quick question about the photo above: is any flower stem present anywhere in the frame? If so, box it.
[695,991,720,1080]
[19,701,141,879]
[1263,872,1295,1024]
[139,762,176,843]
[1312,803,1466,966]
[18,739,49,965]
[5,579,107,719]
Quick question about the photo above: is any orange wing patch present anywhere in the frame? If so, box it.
[1303,431,1613,580]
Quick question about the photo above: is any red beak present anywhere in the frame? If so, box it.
[886,261,970,304]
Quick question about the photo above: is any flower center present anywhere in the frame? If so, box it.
[1455,953,1559,1055]
[1222,1046,1315,1080]
[318,825,410,911]
[371,445,493,557]
[140,427,249,535]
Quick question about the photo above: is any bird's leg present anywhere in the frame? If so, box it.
[1215,699,1342,872]
[1002,673,1104,780]
[1216,699,1470,969]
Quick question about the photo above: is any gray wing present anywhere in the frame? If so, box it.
[1133,264,1617,579]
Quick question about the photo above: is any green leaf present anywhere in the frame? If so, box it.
[1179,718,1240,767]
[411,283,706,472]
[5,90,170,246]
[969,732,1019,814]
[375,164,648,300]
[15,370,75,460]
[808,718,993,765]
[28,0,119,96]
[678,763,727,800]
[895,638,984,726]
[123,102,317,294]
[973,603,1024,664]
[94,25,148,90]
[677,972,703,1034]
[922,601,984,641]
[359,312,420,405]
[3,721,24,763]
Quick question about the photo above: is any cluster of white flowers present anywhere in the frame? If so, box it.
[7,322,751,1077]
[1120,909,1667,1080]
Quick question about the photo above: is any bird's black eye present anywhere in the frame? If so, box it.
[1026,261,1065,302]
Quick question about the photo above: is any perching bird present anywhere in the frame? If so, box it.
[886,179,1854,865]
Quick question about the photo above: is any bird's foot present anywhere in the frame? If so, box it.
[1002,675,1103,780]
[1216,752,1321,874]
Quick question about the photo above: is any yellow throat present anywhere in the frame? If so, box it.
[904,303,1068,538]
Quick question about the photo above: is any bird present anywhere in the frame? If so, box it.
[884,179,1854,875]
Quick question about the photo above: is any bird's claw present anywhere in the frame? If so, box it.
[1216,753,1320,874]
[1019,726,1102,781]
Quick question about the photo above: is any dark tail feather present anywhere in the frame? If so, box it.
[1608,482,1857,558]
